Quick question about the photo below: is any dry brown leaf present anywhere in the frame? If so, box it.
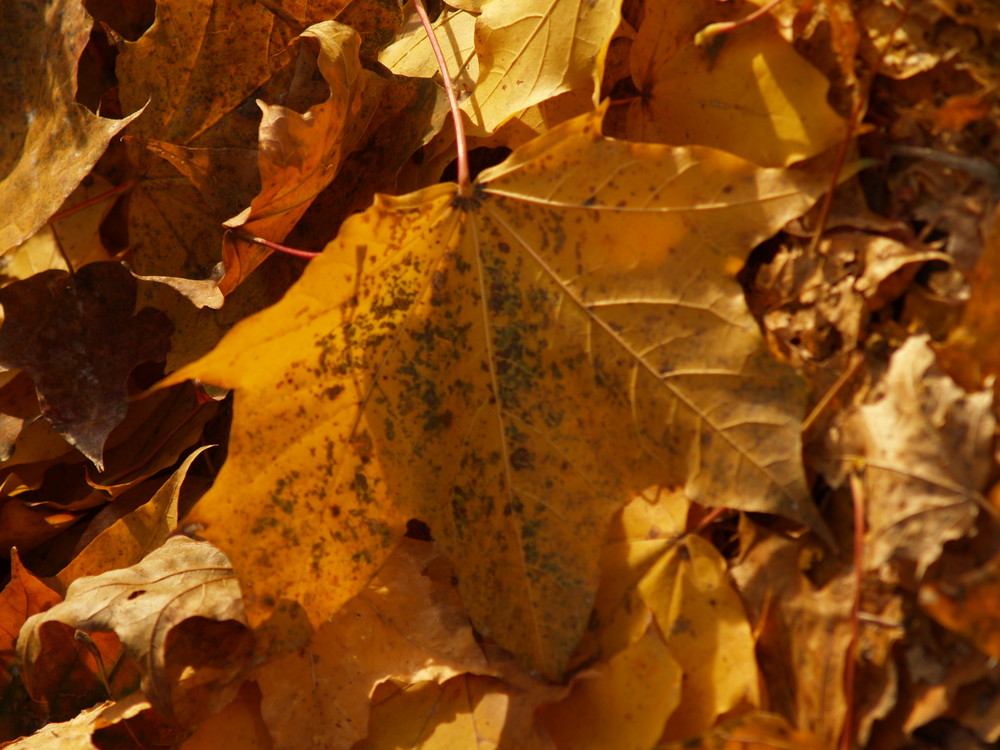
[0,263,172,470]
[847,336,995,578]
[18,536,251,724]
[0,0,140,251]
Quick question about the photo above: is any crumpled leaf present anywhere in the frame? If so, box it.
[163,107,833,677]
[0,0,141,251]
[220,20,378,293]
[253,538,491,750]
[846,335,994,577]
[618,2,846,166]
[0,263,172,470]
[461,0,621,134]
[18,536,252,724]
[2,692,154,750]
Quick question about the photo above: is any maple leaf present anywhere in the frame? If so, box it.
[163,107,834,677]
[0,0,141,251]
[0,263,172,470]
[844,335,994,578]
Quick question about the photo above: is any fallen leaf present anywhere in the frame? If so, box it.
[253,539,490,750]
[1,692,154,750]
[657,710,826,750]
[179,680,273,750]
[846,336,994,578]
[220,20,380,292]
[461,0,621,134]
[539,624,682,750]
[18,536,252,724]
[0,0,140,251]
[54,446,212,588]
[163,107,834,677]
[380,9,479,95]
[939,204,1000,387]
[357,671,563,750]
[115,0,284,146]
[0,551,62,738]
[0,263,172,470]
[638,534,759,740]
[618,2,846,166]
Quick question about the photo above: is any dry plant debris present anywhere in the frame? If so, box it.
[1,0,999,748]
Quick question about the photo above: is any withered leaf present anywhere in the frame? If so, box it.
[0,0,141,251]
[18,536,251,724]
[0,263,172,470]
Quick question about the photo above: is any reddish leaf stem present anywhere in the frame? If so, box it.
[412,0,470,195]
[841,470,867,750]
[49,178,137,223]
[233,231,321,259]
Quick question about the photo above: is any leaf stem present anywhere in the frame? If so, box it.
[412,0,470,195]
[233,231,321,259]
[49,179,137,223]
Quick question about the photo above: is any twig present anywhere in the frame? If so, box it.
[412,0,470,195]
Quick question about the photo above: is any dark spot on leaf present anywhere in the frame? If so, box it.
[510,447,534,471]
[127,590,146,600]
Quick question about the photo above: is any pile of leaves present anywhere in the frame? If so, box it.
[2,0,999,747]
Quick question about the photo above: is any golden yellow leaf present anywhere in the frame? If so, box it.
[461,0,621,134]
[252,539,491,750]
[380,8,479,96]
[357,672,563,750]
[165,107,833,677]
[638,535,759,739]
[621,2,846,166]
[539,624,682,750]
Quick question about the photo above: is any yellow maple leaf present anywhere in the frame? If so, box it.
[163,107,833,678]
